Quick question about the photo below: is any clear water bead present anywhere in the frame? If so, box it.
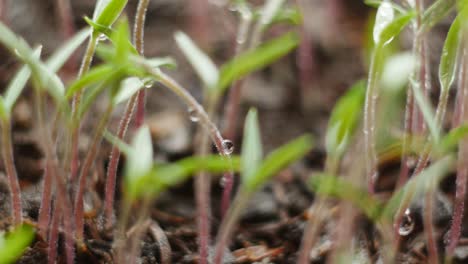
[399,209,415,236]
[188,108,200,122]
[97,34,107,41]
[222,140,234,154]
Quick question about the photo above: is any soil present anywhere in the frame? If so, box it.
[0,0,468,263]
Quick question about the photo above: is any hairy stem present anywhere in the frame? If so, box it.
[133,0,150,128]
[104,0,149,227]
[70,35,98,182]
[195,99,217,264]
[104,95,137,227]
[364,43,384,193]
[1,118,22,225]
[34,88,75,264]
[74,104,113,242]
[446,42,468,256]
[47,200,60,264]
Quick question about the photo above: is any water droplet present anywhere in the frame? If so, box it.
[143,80,154,88]
[222,140,234,154]
[219,176,227,187]
[188,108,200,122]
[399,209,415,236]
[98,34,107,41]
[14,48,20,57]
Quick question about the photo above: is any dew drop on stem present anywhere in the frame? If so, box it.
[188,108,200,122]
[222,139,234,155]
[399,209,415,236]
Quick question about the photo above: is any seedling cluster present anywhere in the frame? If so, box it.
[0,0,467,263]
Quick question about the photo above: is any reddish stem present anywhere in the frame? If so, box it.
[47,200,60,264]
[104,95,137,227]
[1,119,22,226]
[38,163,53,236]
[446,44,468,256]
[75,105,112,242]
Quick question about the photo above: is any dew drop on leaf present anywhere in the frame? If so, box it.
[188,108,200,122]
[222,139,234,154]
[399,209,415,236]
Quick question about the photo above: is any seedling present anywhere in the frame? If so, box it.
[212,108,313,264]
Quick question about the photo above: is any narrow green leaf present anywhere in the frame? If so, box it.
[103,130,132,155]
[421,0,456,32]
[174,31,219,90]
[156,156,241,189]
[410,78,440,142]
[437,125,468,154]
[0,22,65,102]
[245,135,313,192]
[0,224,35,264]
[4,47,41,111]
[112,77,145,105]
[94,0,128,29]
[439,15,462,93]
[270,7,302,26]
[325,81,365,157]
[218,31,299,92]
[127,125,153,180]
[112,19,131,65]
[309,174,383,220]
[379,11,416,45]
[241,109,263,184]
[65,64,115,99]
[46,28,90,72]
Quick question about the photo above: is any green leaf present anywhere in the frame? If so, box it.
[244,135,313,192]
[437,125,468,154]
[0,96,7,120]
[241,109,263,185]
[156,156,241,190]
[379,11,416,45]
[127,125,154,184]
[270,7,302,25]
[0,224,35,264]
[409,77,440,143]
[93,0,128,29]
[104,130,133,155]
[174,31,219,90]
[46,28,90,72]
[65,64,115,99]
[111,19,132,65]
[383,155,455,220]
[0,22,65,103]
[439,14,462,93]
[325,81,365,157]
[218,31,299,92]
[112,77,145,105]
[309,174,383,220]
[3,47,41,111]
[421,0,456,32]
